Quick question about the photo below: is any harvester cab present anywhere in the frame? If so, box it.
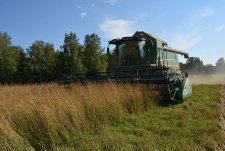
[107,31,192,102]
[108,31,189,71]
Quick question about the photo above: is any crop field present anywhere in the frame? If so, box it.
[0,83,225,151]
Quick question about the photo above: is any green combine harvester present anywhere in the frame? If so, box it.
[61,31,192,102]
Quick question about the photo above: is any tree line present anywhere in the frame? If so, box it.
[180,57,225,74]
[0,31,225,84]
[0,32,108,83]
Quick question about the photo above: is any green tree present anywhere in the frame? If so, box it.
[181,57,204,73]
[83,33,107,73]
[54,50,64,76]
[43,43,56,81]
[203,64,215,74]
[0,32,20,83]
[215,57,225,72]
[28,41,56,82]
[107,49,117,71]
[216,57,225,67]
[15,47,31,83]
[60,32,84,75]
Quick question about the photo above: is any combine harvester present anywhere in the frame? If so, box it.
[61,31,192,102]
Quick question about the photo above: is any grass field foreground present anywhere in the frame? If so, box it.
[0,83,224,151]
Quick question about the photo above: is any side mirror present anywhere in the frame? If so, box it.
[107,47,109,54]
[185,72,189,78]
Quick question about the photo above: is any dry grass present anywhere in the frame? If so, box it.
[0,83,224,151]
[0,83,160,150]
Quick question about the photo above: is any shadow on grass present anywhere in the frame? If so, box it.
[157,97,182,107]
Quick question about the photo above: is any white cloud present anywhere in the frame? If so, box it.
[215,25,225,32]
[80,12,88,18]
[169,32,202,50]
[199,8,215,18]
[99,19,135,39]
[76,5,85,10]
[105,0,120,6]
[161,8,213,51]
[190,8,215,23]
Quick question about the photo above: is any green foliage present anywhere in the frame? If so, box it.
[216,57,225,67]
[0,31,110,83]
[0,32,20,83]
[216,57,225,73]
[181,57,204,73]
[99,53,108,72]
[14,47,31,83]
[83,33,108,73]
[59,32,84,75]
[181,57,225,74]
[28,41,56,82]
[107,49,118,71]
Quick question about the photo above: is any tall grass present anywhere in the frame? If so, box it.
[0,83,161,150]
[1,84,224,150]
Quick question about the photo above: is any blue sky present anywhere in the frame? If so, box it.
[1,0,225,64]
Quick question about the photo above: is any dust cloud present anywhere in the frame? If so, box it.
[189,74,225,85]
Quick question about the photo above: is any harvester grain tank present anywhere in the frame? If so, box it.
[61,31,192,102]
